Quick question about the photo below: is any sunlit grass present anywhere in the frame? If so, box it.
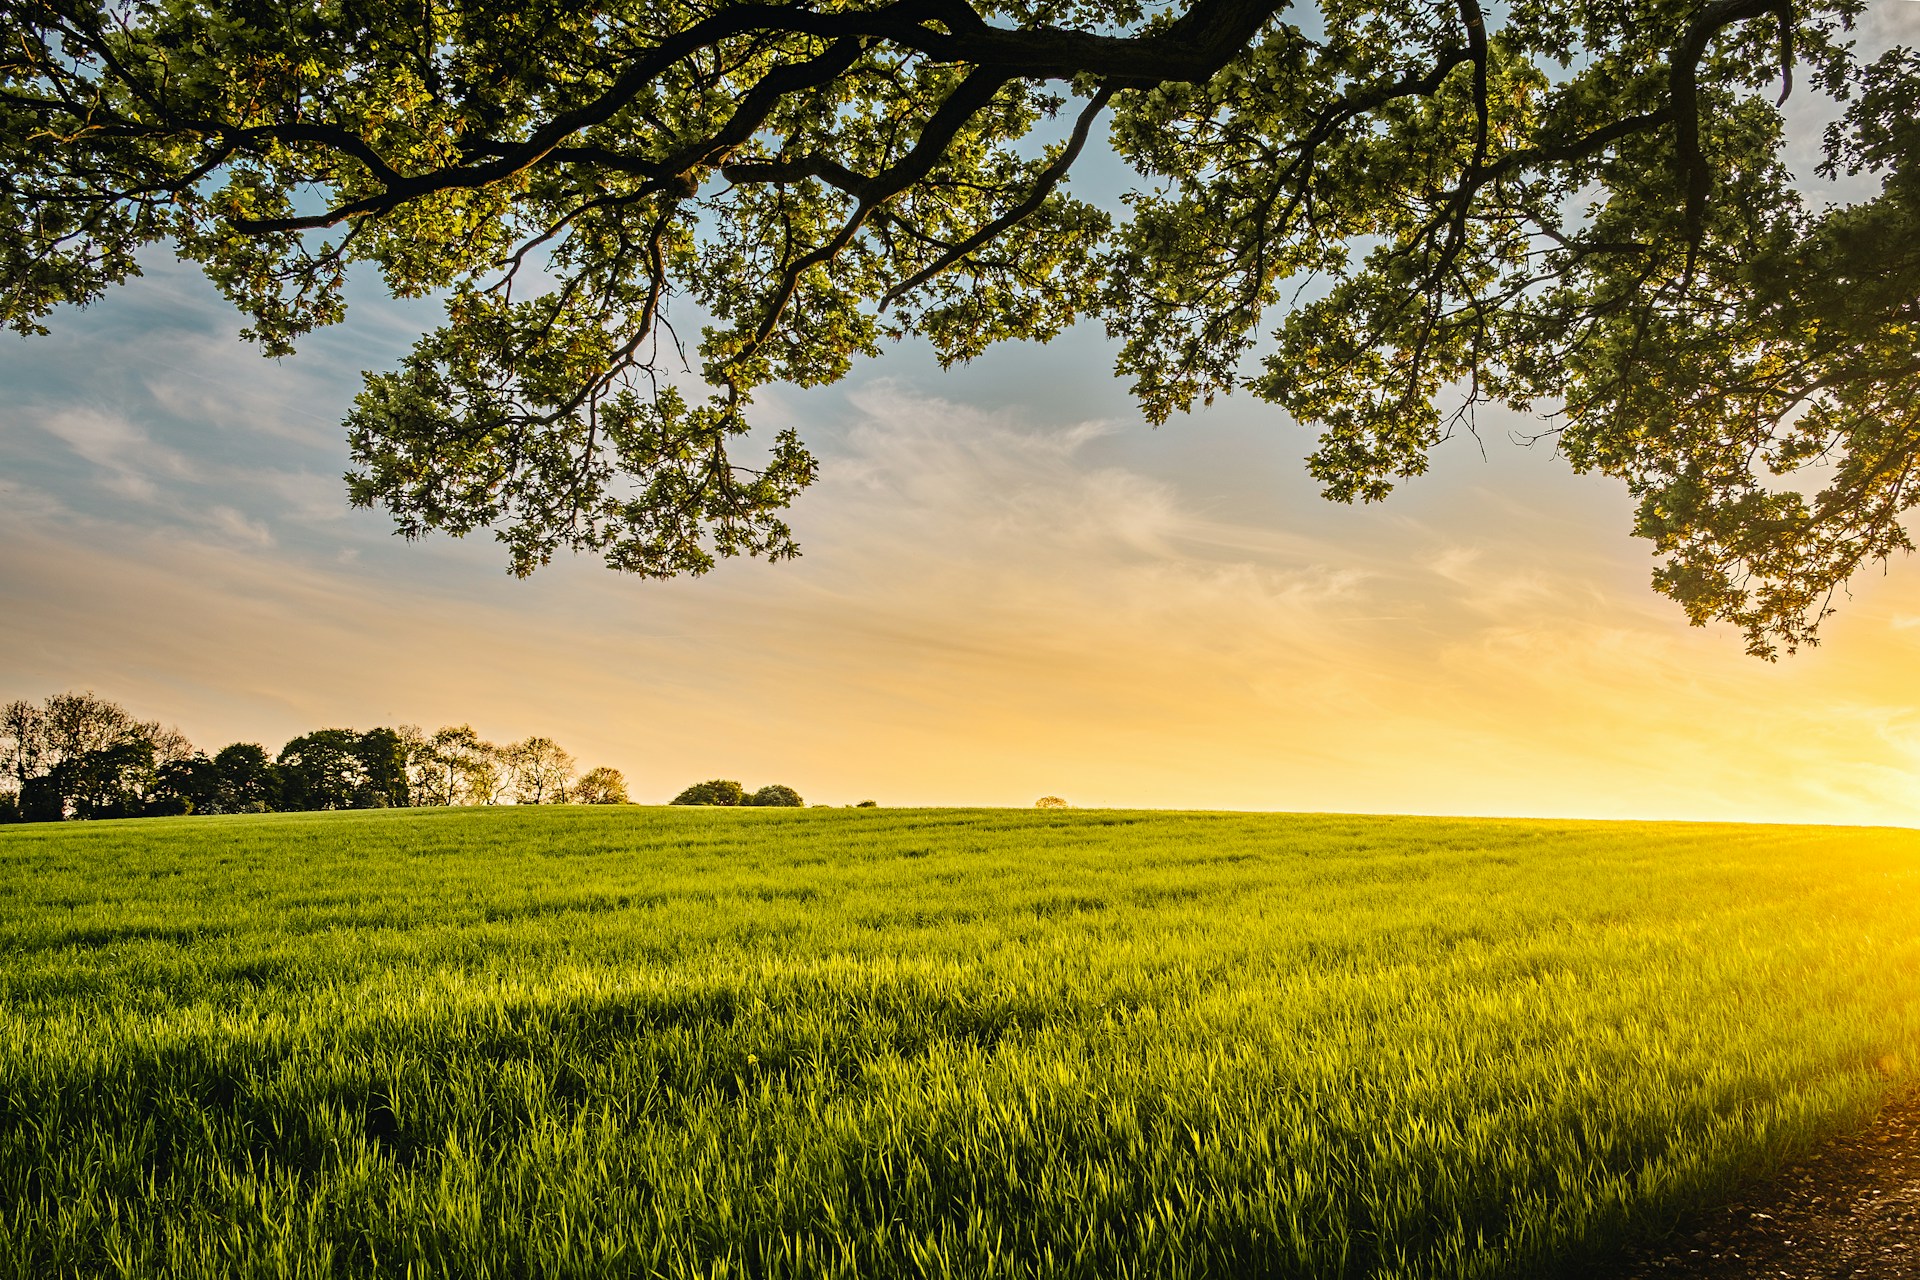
[3,806,1918,1278]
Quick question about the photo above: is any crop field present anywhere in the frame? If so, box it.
[2,808,1919,1280]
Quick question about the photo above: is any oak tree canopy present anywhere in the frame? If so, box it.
[4,0,1917,655]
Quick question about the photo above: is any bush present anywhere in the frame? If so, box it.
[746,784,804,808]
[1035,796,1070,809]
[671,779,744,806]
[855,799,877,808]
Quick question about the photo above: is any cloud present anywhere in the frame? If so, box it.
[31,406,184,501]
[205,506,275,548]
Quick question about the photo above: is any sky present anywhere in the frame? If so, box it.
[5,6,1920,824]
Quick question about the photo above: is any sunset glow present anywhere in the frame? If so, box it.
[6,256,1920,824]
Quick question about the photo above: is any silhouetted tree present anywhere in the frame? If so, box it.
[355,727,412,808]
[18,776,62,823]
[746,784,804,808]
[213,744,279,813]
[276,730,367,811]
[153,753,222,815]
[3,692,154,805]
[0,694,194,820]
[59,739,157,820]
[1,698,45,798]
[42,691,142,765]
[143,723,196,770]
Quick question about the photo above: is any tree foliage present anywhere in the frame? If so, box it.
[672,779,747,806]
[212,743,278,812]
[277,729,379,811]
[408,724,502,806]
[1,691,624,820]
[747,783,806,806]
[356,727,414,807]
[58,738,156,819]
[573,765,631,804]
[153,752,223,816]
[502,735,577,803]
[5,0,1918,652]
[1,692,192,819]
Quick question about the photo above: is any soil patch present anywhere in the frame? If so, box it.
[1612,1091,1920,1278]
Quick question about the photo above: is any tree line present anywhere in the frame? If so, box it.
[0,691,627,823]
[669,780,808,808]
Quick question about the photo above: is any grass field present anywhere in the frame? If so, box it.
[3,807,1919,1279]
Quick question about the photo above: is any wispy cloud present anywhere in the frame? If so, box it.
[31,406,182,501]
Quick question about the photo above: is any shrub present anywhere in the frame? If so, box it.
[1035,796,1070,809]
[855,799,877,808]
[672,779,744,806]
[746,784,804,808]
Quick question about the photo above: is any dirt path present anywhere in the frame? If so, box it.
[1611,1091,1920,1278]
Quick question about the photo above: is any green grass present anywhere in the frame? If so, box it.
[3,806,1919,1279]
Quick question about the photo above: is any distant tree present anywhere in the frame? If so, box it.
[0,695,608,818]
[42,691,141,764]
[404,725,456,806]
[152,752,222,816]
[473,753,513,805]
[355,728,412,808]
[504,736,575,804]
[213,743,278,813]
[1035,796,1071,809]
[276,730,367,811]
[672,780,745,807]
[572,767,629,805]
[395,724,439,803]
[855,800,878,808]
[497,738,527,800]
[59,739,157,820]
[0,694,195,820]
[1,698,46,797]
[18,776,62,823]
[4,692,152,809]
[421,724,505,805]
[746,784,804,808]
[141,723,197,770]
[400,724,494,806]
